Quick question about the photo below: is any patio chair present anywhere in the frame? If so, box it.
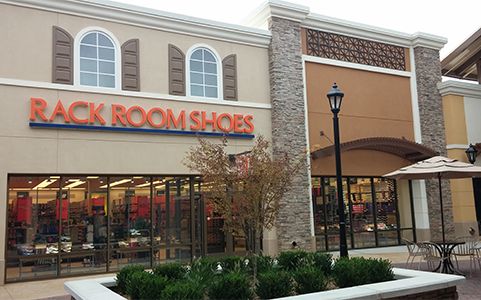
[402,238,424,269]
[418,241,445,272]
[452,236,481,276]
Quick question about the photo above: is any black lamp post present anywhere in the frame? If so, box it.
[466,144,478,164]
[327,83,348,258]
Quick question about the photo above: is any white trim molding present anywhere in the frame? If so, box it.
[301,59,315,237]
[244,0,447,50]
[303,15,446,50]
[244,0,309,28]
[446,144,470,150]
[438,80,481,99]
[0,77,272,109]
[302,55,412,77]
[409,47,422,143]
[1,0,271,48]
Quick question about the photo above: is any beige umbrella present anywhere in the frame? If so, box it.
[384,156,481,243]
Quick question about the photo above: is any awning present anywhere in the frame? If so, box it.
[442,28,481,82]
[311,137,438,163]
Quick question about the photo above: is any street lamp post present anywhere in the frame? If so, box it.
[466,144,478,164]
[327,83,348,258]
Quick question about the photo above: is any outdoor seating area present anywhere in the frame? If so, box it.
[402,237,481,276]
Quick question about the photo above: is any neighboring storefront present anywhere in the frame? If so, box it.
[246,1,449,251]
[440,27,481,237]
[0,0,453,284]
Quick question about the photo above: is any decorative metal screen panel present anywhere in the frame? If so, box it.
[306,29,406,71]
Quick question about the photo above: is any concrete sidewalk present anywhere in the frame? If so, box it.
[0,245,477,300]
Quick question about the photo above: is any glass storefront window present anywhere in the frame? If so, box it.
[6,176,60,281]
[6,174,198,282]
[311,176,411,251]
[373,178,398,231]
[349,178,374,233]
[59,176,108,276]
[109,176,152,271]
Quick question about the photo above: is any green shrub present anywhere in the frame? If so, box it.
[153,262,187,280]
[137,272,169,300]
[217,256,248,273]
[277,250,310,271]
[160,280,204,300]
[187,256,219,286]
[256,270,293,299]
[251,255,276,274]
[208,271,253,300]
[293,267,328,295]
[309,252,333,275]
[332,257,394,288]
[115,265,145,294]
[126,271,149,299]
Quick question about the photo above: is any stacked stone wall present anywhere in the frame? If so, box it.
[414,46,455,241]
[268,17,313,251]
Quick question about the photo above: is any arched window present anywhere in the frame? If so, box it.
[188,47,220,98]
[78,31,117,88]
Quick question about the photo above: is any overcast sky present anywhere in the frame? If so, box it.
[114,0,480,59]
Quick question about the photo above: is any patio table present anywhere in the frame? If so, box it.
[431,240,465,275]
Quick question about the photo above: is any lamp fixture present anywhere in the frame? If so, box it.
[466,144,478,164]
[326,83,344,113]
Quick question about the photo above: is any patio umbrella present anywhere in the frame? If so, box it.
[383,155,481,243]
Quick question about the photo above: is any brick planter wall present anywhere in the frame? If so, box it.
[387,286,458,300]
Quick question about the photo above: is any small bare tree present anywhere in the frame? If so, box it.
[184,136,303,259]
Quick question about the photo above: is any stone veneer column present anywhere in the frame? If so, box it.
[268,16,314,251]
[414,46,455,241]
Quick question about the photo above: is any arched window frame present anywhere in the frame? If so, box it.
[186,44,223,100]
[74,27,121,90]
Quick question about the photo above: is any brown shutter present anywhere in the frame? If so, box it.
[52,26,73,84]
[169,44,186,96]
[222,54,237,101]
[121,39,140,91]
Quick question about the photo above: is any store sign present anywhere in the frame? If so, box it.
[28,98,255,138]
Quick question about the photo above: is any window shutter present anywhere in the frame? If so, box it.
[222,54,237,101]
[169,44,186,96]
[121,39,140,91]
[52,26,73,85]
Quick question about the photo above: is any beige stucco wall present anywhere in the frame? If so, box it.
[0,3,270,104]
[442,93,479,237]
[0,84,272,283]
[306,62,415,176]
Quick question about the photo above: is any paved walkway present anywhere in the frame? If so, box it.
[0,245,479,299]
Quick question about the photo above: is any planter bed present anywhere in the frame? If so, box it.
[65,267,464,300]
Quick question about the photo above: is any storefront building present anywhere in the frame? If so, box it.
[0,0,273,282]
[440,27,481,236]
[0,0,452,283]
[246,1,450,252]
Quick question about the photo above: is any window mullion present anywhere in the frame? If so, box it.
[96,32,100,87]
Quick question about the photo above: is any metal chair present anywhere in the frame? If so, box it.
[402,238,424,269]
[418,241,445,272]
[452,236,481,276]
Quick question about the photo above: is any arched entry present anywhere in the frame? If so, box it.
[310,137,437,251]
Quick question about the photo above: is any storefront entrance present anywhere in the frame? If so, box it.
[311,176,415,251]
[5,174,243,282]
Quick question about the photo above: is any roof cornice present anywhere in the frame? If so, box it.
[245,0,447,50]
[438,80,481,98]
[1,0,272,48]
[303,14,447,50]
